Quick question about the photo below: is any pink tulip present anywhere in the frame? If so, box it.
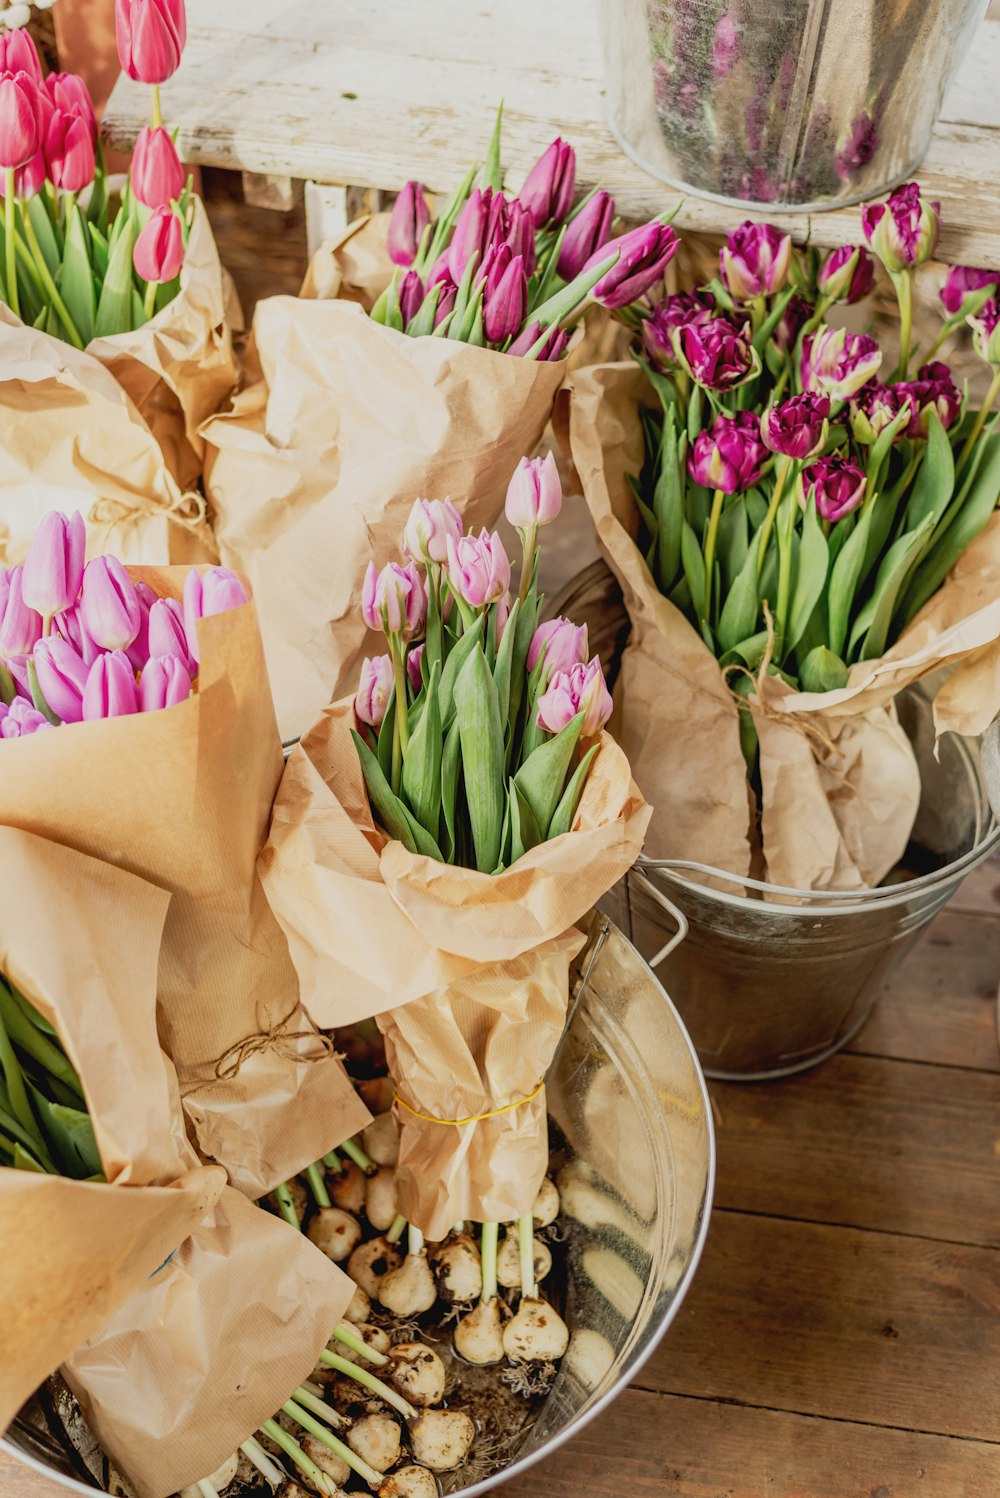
[720,221,792,299]
[585,220,679,310]
[800,326,882,400]
[446,529,511,610]
[536,656,613,738]
[148,595,194,671]
[125,579,157,670]
[32,636,89,723]
[406,643,426,695]
[387,180,430,267]
[133,204,184,284]
[399,269,425,326]
[403,498,464,566]
[862,182,939,273]
[506,319,568,361]
[81,555,141,651]
[41,73,98,141]
[0,71,40,171]
[504,452,562,529]
[42,107,95,193]
[482,248,528,344]
[22,511,85,621]
[355,653,395,729]
[182,565,249,664]
[82,649,139,720]
[0,697,52,737]
[894,361,962,436]
[804,456,867,522]
[640,292,716,370]
[360,560,426,642]
[116,0,186,84]
[54,601,101,666]
[0,567,42,657]
[518,137,576,227]
[675,315,755,389]
[0,30,42,84]
[527,616,588,675]
[139,652,192,711]
[969,299,1000,368]
[130,123,185,207]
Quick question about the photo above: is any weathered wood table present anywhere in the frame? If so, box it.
[103,0,1000,266]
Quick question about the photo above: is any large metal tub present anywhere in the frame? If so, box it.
[1,910,715,1496]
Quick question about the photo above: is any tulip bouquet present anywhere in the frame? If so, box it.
[572,182,1000,890]
[260,454,649,1242]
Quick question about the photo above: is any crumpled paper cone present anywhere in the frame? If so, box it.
[0,574,367,1196]
[300,212,395,304]
[0,826,226,1434]
[570,360,1000,891]
[202,295,566,741]
[260,696,649,1232]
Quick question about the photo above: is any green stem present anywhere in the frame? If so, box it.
[701,487,726,632]
[142,278,158,322]
[958,369,1000,475]
[260,1418,334,1497]
[331,1323,389,1367]
[305,1160,331,1209]
[293,1385,347,1431]
[480,1221,499,1303]
[390,644,408,794]
[340,1135,374,1174]
[281,1400,382,1491]
[318,1351,418,1420]
[12,231,44,298]
[774,488,797,655]
[62,190,76,233]
[517,1213,536,1300]
[517,524,537,607]
[5,169,18,319]
[273,1182,301,1230]
[21,208,84,349]
[385,1211,407,1244]
[322,1149,343,1172]
[892,271,914,381]
[917,318,958,368]
[151,84,163,128]
[756,455,792,583]
[408,1223,425,1258]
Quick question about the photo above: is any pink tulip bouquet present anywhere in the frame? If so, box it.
[571,183,1000,890]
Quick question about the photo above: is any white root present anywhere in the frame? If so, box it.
[432,1235,482,1303]
[344,1284,372,1324]
[308,1208,363,1263]
[452,1297,505,1366]
[363,1112,399,1168]
[365,1167,398,1232]
[378,1464,438,1498]
[389,1342,446,1407]
[378,1252,437,1316]
[331,1161,368,1216]
[301,1436,350,1488]
[496,1231,552,1289]
[348,1236,404,1300]
[502,1296,570,1364]
[407,1410,475,1472]
[532,1177,560,1228]
[347,1414,402,1474]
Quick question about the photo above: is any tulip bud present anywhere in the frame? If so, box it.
[54,601,101,666]
[675,315,756,390]
[817,244,876,305]
[861,182,939,273]
[125,580,157,671]
[557,189,615,281]
[640,292,716,370]
[801,325,882,400]
[804,456,866,522]
[969,298,1000,368]
[506,319,568,360]
[139,652,192,711]
[81,555,141,651]
[527,616,588,676]
[148,595,195,672]
[403,498,463,566]
[772,293,811,355]
[448,186,508,283]
[182,565,249,664]
[0,29,42,83]
[42,73,98,141]
[22,510,85,620]
[940,266,998,317]
[850,381,910,445]
[894,361,962,436]
[399,269,425,326]
[115,0,187,84]
[720,221,792,299]
[518,137,576,227]
[361,560,426,641]
[130,123,185,207]
[505,452,562,529]
[31,635,89,723]
[355,653,394,729]
[133,204,185,284]
[82,649,139,719]
[687,410,768,494]
[0,71,40,171]
[42,107,96,193]
[483,251,527,343]
[0,697,52,737]
[536,656,613,738]
[446,530,511,610]
[760,394,830,461]
[387,180,430,267]
[586,219,679,310]
[0,567,42,657]
[503,198,536,278]
[406,643,426,695]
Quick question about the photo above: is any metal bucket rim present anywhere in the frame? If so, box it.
[0,919,717,1498]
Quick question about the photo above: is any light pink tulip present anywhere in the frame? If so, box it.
[536,656,613,738]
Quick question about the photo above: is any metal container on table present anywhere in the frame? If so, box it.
[1,909,715,1497]
[597,0,987,212]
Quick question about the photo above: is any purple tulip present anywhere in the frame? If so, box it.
[31,635,89,723]
[80,555,141,651]
[801,326,882,400]
[557,189,614,280]
[505,452,562,529]
[426,249,453,288]
[805,456,867,522]
[387,181,431,267]
[361,560,426,640]
[406,643,426,695]
[506,319,568,360]
[139,652,192,712]
[849,381,910,445]
[586,220,679,310]
[518,137,576,227]
[483,250,528,343]
[688,410,768,494]
[676,315,755,390]
[448,186,510,283]
[125,579,157,671]
[0,567,42,658]
[941,266,999,317]
[772,293,811,355]
[399,270,425,326]
[403,498,464,566]
[895,361,962,436]
[720,221,792,299]
[527,616,588,676]
[536,656,613,739]
[354,653,395,729]
[53,601,101,666]
[82,649,139,720]
[148,596,196,672]
[22,510,85,620]
[969,298,1000,368]
[861,182,939,273]
[183,566,249,664]
[641,291,716,370]
[446,529,511,609]
[761,394,831,461]
[0,697,52,737]
[817,245,876,305]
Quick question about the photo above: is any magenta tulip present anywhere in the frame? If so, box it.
[688,411,768,494]
[115,0,186,84]
[505,452,562,529]
[969,298,1000,368]
[42,108,95,192]
[801,326,882,399]
[0,567,42,657]
[81,555,141,651]
[641,292,716,369]
[772,293,811,355]
[506,319,568,360]
[446,530,511,609]
[817,244,876,305]
[22,510,85,621]
[518,137,576,227]
[0,71,40,171]
[139,652,192,711]
[41,73,97,141]
[862,182,939,273]
[448,186,507,283]
[760,394,831,461]
[0,698,51,737]
[403,498,464,566]
[398,269,425,327]
[849,382,910,445]
[82,649,139,720]
[536,656,613,739]
[482,248,527,343]
[557,188,614,280]
[586,220,678,310]
[133,205,184,284]
[895,361,962,435]
[675,315,755,389]
[0,30,42,83]
[129,123,185,207]
[32,636,89,723]
[183,565,249,663]
[503,199,536,278]
[941,266,998,317]
[805,456,866,522]
[387,180,430,267]
[355,653,394,729]
[527,616,588,676]
[720,221,792,299]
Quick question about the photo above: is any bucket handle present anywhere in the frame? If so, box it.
[629,868,689,969]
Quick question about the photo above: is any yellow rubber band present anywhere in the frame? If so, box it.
[393,1080,544,1127]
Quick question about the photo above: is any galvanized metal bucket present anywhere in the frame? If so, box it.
[1,909,715,1496]
[597,0,987,211]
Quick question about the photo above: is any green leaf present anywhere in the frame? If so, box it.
[900,432,1000,624]
[527,247,618,333]
[87,165,109,230]
[798,645,849,694]
[440,717,462,863]
[29,1084,102,1179]
[414,161,478,277]
[514,712,584,840]
[405,281,441,338]
[505,588,539,749]
[60,204,97,346]
[401,662,443,838]
[852,515,935,660]
[718,495,749,594]
[548,743,600,839]
[12,1142,45,1173]
[827,505,873,659]
[652,406,683,590]
[453,645,505,874]
[449,246,481,332]
[492,597,520,731]
[455,284,484,344]
[376,688,396,784]
[509,780,541,864]
[717,531,763,654]
[680,519,707,625]
[481,100,504,192]
[866,403,913,493]
[0,1100,53,1169]
[904,411,954,534]
[25,197,60,276]
[6,982,56,1037]
[94,216,135,337]
[787,500,829,654]
[0,984,82,1101]
[439,612,485,726]
[352,728,442,859]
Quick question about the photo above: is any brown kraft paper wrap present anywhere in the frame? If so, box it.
[570,360,1000,892]
[202,296,566,741]
[260,698,650,1239]
[0,826,225,1434]
[300,213,395,304]
[0,309,216,568]
[0,574,367,1197]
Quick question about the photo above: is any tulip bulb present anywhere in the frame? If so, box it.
[378,1464,439,1498]
[365,1167,398,1232]
[432,1234,482,1304]
[347,1236,403,1300]
[389,1342,446,1407]
[362,1112,399,1168]
[501,1296,569,1364]
[346,1414,401,1474]
[407,1410,475,1472]
[452,1296,505,1366]
[307,1208,363,1263]
[496,1230,551,1289]
[331,1160,368,1216]
[532,1177,560,1228]
[378,1250,437,1317]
